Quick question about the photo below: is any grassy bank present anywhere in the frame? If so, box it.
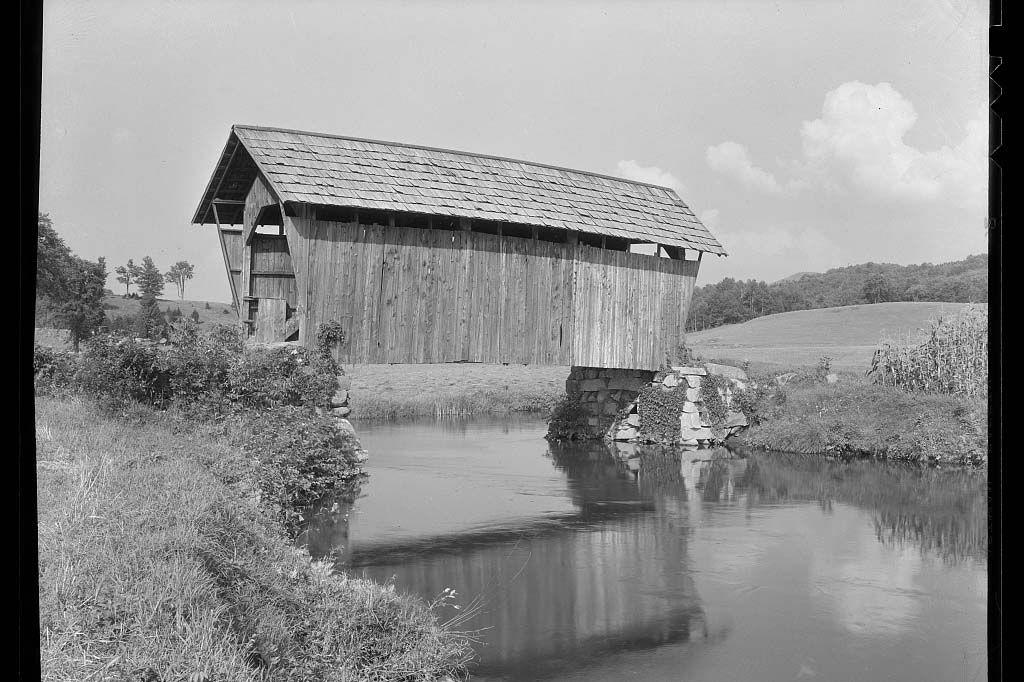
[347,363,566,420]
[36,396,473,681]
[732,377,987,465]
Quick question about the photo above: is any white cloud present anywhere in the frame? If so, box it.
[713,224,842,275]
[706,141,785,194]
[614,160,686,195]
[707,82,986,210]
[699,208,720,230]
[799,81,986,209]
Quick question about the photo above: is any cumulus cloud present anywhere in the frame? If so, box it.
[715,224,842,270]
[615,160,686,195]
[706,141,784,194]
[699,208,720,230]
[707,82,986,210]
[799,81,986,208]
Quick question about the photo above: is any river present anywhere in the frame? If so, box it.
[300,416,987,681]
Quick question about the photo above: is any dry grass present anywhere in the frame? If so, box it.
[36,397,473,681]
[346,363,567,420]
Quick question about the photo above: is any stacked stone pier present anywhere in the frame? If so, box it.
[553,363,751,446]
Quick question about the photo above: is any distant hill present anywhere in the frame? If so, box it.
[775,271,817,283]
[689,254,986,332]
[687,301,974,371]
[101,295,237,331]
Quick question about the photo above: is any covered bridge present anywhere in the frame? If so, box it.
[192,125,725,370]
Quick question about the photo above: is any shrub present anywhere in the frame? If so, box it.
[236,407,364,531]
[730,381,778,425]
[33,344,78,395]
[224,346,337,411]
[545,394,589,440]
[159,321,236,415]
[76,335,172,410]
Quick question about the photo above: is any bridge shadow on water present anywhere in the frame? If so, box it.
[300,435,986,680]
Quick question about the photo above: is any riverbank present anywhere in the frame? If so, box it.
[35,396,473,681]
[732,376,988,466]
[347,363,565,420]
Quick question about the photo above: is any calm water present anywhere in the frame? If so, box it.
[300,417,988,682]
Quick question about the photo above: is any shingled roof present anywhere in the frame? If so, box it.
[193,125,726,255]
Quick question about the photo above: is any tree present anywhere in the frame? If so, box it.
[164,261,195,299]
[137,256,164,299]
[862,274,892,304]
[114,259,140,297]
[34,214,108,350]
[59,256,108,351]
[133,256,166,340]
[36,213,73,299]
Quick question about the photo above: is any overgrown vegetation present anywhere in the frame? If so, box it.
[698,374,728,424]
[545,395,590,440]
[636,385,690,444]
[733,378,987,465]
[35,397,474,682]
[688,254,987,331]
[33,320,475,679]
[34,322,361,532]
[868,304,987,400]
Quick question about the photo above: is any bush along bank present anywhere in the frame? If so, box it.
[733,374,987,466]
[33,321,474,681]
[736,306,989,466]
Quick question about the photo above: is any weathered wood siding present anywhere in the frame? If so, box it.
[217,228,243,313]
[249,234,297,307]
[571,245,698,368]
[281,214,699,369]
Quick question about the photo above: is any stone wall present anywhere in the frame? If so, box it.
[562,366,657,438]
[550,363,751,447]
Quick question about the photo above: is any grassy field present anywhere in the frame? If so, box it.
[346,363,568,420]
[102,294,237,329]
[687,302,970,371]
[35,396,473,681]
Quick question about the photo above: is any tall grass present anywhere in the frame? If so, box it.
[354,385,559,421]
[868,305,987,399]
[36,397,474,681]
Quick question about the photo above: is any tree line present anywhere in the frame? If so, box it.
[687,255,988,332]
[35,214,206,348]
[115,257,194,299]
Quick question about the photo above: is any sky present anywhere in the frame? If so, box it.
[38,0,989,303]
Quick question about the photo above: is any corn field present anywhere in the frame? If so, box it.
[867,305,987,399]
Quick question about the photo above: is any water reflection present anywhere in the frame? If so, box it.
[734,448,988,563]
[301,421,986,680]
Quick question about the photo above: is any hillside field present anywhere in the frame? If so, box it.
[687,301,971,371]
[101,294,237,329]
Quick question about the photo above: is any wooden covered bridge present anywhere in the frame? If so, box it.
[192,125,725,370]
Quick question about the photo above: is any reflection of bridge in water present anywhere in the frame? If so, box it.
[303,441,745,679]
